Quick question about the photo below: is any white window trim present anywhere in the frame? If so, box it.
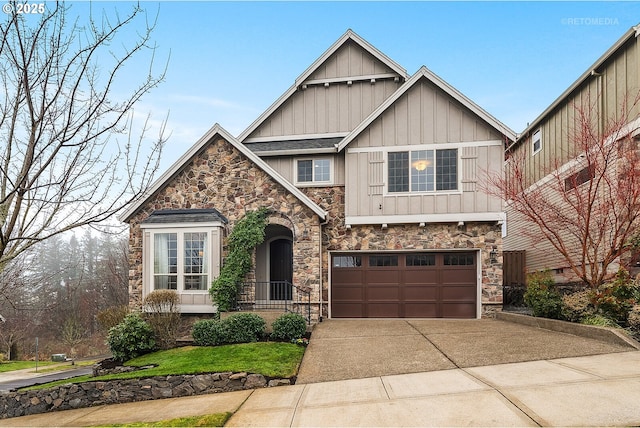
[141,223,223,296]
[294,157,334,186]
[532,128,542,156]
[383,148,461,196]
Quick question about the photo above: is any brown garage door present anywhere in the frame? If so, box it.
[331,252,477,318]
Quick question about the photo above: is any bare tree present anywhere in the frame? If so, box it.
[486,92,640,288]
[0,257,36,359]
[96,235,129,307]
[0,1,168,272]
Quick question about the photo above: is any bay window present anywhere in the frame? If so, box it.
[151,230,210,291]
[140,209,225,313]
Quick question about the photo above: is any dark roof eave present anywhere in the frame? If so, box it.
[141,208,229,225]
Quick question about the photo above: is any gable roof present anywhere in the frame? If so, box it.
[337,66,516,151]
[511,23,640,149]
[237,29,409,143]
[119,124,327,222]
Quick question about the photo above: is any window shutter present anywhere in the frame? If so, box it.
[368,151,384,195]
[461,146,477,191]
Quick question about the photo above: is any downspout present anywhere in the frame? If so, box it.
[319,215,329,322]
[590,69,604,135]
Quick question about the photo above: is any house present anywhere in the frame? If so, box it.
[503,24,640,284]
[120,30,515,322]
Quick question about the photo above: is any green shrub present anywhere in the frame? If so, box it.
[271,313,307,341]
[223,313,266,343]
[143,290,181,350]
[107,313,156,362]
[523,271,563,319]
[561,290,594,322]
[589,268,638,324]
[580,314,621,328]
[628,305,640,334]
[192,319,229,346]
[96,305,130,332]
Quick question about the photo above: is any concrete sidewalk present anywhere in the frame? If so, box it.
[4,351,640,426]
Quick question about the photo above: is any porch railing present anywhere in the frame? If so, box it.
[235,281,311,324]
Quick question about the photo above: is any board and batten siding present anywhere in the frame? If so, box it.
[513,35,640,187]
[345,144,503,218]
[247,41,404,139]
[307,39,398,81]
[344,78,504,219]
[504,31,640,278]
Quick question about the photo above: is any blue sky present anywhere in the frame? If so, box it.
[69,1,640,173]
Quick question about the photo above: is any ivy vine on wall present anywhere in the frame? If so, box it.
[209,208,269,312]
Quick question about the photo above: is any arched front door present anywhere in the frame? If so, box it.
[269,238,292,300]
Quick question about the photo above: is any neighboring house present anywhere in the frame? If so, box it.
[120,30,515,321]
[504,25,640,283]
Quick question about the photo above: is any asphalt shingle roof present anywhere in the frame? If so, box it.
[141,209,228,224]
[244,137,341,153]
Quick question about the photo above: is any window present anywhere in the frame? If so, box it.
[333,255,362,268]
[154,233,178,289]
[388,152,409,192]
[436,149,458,190]
[388,149,458,193]
[406,254,436,266]
[296,158,331,184]
[151,229,211,292]
[565,165,595,191]
[183,232,208,290]
[443,253,474,266]
[369,255,398,267]
[532,129,542,155]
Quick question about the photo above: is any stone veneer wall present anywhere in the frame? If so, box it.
[0,372,291,419]
[126,135,502,322]
[302,186,503,319]
[127,137,323,321]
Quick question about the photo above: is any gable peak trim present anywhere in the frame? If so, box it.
[119,123,327,222]
[238,29,408,143]
[294,29,408,87]
[337,67,516,151]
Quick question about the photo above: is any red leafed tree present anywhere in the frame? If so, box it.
[485,92,640,288]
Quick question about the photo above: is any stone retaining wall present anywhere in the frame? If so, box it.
[0,372,292,420]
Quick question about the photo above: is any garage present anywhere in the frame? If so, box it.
[330,252,477,318]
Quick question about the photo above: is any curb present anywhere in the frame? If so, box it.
[496,311,640,350]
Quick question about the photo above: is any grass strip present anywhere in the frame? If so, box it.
[98,412,232,427]
[0,361,59,373]
[23,342,304,391]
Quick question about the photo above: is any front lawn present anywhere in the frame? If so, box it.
[126,342,303,378]
[24,342,305,390]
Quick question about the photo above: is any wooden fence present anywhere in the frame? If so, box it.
[502,250,526,307]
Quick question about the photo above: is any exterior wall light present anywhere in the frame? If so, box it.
[489,248,498,263]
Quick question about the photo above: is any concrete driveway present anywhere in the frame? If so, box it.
[296,318,633,384]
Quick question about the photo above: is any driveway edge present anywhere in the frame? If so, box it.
[496,312,640,350]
